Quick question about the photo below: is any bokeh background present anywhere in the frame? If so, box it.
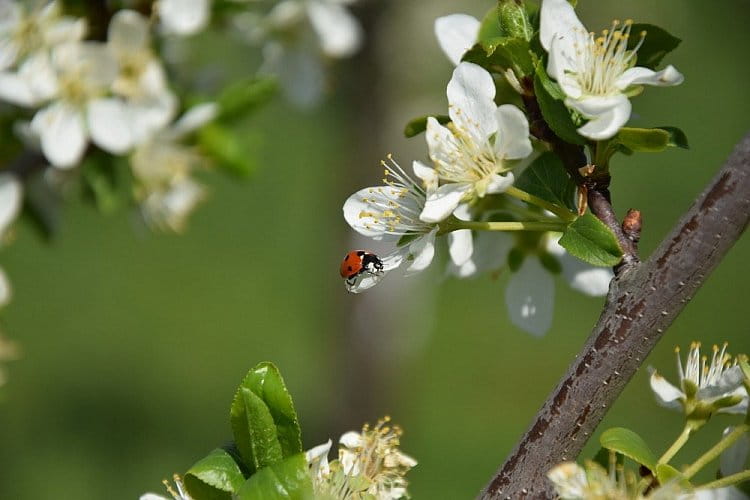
[1,0,749,498]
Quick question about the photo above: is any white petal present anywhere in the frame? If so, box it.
[426,116,461,170]
[87,98,134,154]
[307,2,362,58]
[159,0,210,36]
[420,183,471,223]
[407,228,437,273]
[448,229,473,266]
[43,17,87,46]
[0,173,22,237]
[345,251,405,293]
[547,33,582,89]
[0,71,36,106]
[548,462,588,499]
[128,92,178,145]
[539,0,586,50]
[343,187,390,239]
[615,65,684,90]
[0,266,11,308]
[412,160,438,194]
[109,10,150,51]
[567,95,632,141]
[691,487,749,500]
[170,102,217,138]
[447,62,498,144]
[268,44,326,109]
[339,431,362,448]
[434,14,480,66]
[553,239,613,296]
[494,105,532,160]
[139,494,169,500]
[721,427,749,477]
[506,258,555,337]
[19,51,58,102]
[648,369,684,411]
[699,366,746,400]
[31,102,87,168]
[485,172,515,195]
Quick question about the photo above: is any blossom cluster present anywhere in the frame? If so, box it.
[342,0,683,336]
[549,342,750,499]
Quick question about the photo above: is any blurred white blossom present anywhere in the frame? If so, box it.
[420,62,532,223]
[157,0,211,36]
[539,0,683,140]
[434,13,479,66]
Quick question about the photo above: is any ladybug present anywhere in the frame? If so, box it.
[340,250,384,287]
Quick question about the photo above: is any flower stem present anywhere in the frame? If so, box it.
[699,469,750,490]
[657,425,693,465]
[683,425,750,479]
[448,220,568,232]
[504,186,577,222]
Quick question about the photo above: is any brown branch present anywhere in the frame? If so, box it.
[479,132,750,499]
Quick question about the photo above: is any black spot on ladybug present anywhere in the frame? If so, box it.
[347,266,353,272]
[357,250,365,256]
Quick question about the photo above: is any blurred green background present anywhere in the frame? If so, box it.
[1,1,749,498]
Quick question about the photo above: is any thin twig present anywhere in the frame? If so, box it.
[479,132,750,499]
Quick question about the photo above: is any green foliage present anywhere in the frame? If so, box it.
[655,463,690,489]
[80,153,130,215]
[599,427,658,471]
[498,1,532,41]
[185,449,245,499]
[199,123,259,177]
[182,363,310,500]
[477,6,506,41]
[533,64,585,145]
[559,213,623,267]
[404,115,450,138]
[613,126,689,154]
[463,5,534,77]
[515,152,577,212]
[627,24,682,70]
[216,77,278,124]
[236,454,314,500]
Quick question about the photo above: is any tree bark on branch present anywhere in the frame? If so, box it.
[479,132,750,499]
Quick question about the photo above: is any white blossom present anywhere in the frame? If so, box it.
[157,0,211,36]
[132,103,216,233]
[106,10,177,144]
[650,342,748,417]
[343,156,471,292]
[420,62,532,223]
[539,0,683,140]
[0,0,85,71]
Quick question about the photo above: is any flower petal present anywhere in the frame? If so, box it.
[339,431,362,448]
[420,183,471,223]
[720,427,749,477]
[407,228,437,273]
[109,9,150,52]
[0,266,11,308]
[506,258,555,337]
[485,172,515,195]
[344,187,394,240]
[412,160,439,194]
[31,102,87,168]
[0,173,22,237]
[307,1,362,58]
[448,229,473,266]
[539,0,586,50]
[159,0,210,35]
[567,94,632,140]
[548,462,588,499]
[648,369,684,411]
[170,102,217,138]
[426,116,461,170]
[434,14,480,66]
[447,62,498,144]
[495,104,532,160]
[0,71,36,107]
[548,234,613,296]
[615,65,684,90]
[87,98,134,154]
[547,33,584,91]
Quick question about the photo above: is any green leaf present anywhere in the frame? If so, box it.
[627,24,681,70]
[404,115,449,138]
[559,213,623,267]
[498,1,532,41]
[514,152,577,211]
[657,126,689,149]
[599,427,657,471]
[236,454,313,500]
[463,37,534,77]
[217,77,277,123]
[616,127,670,153]
[184,448,245,499]
[477,6,506,44]
[198,123,258,177]
[533,65,585,145]
[655,463,692,489]
[230,362,303,473]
